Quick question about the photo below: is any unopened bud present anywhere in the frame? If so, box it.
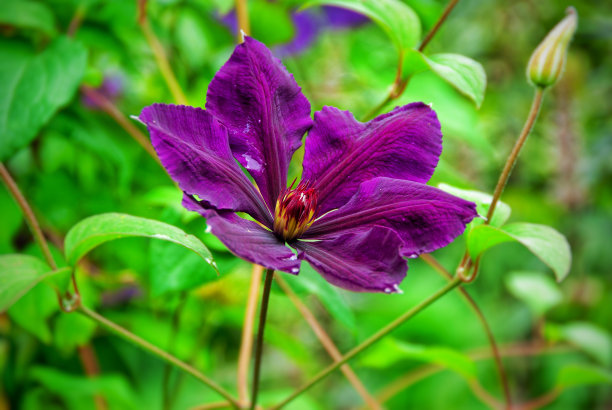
[527,7,578,88]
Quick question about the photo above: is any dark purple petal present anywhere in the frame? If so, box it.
[206,36,312,210]
[139,104,272,225]
[295,226,407,293]
[306,177,477,257]
[303,103,442,214]
[205,211,301,275]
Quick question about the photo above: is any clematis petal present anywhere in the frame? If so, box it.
[303,103,442,213]
[139,104,272,225]
[295,226,407,293]
[204,210,301,275]
[305,177,477,257]
[206,36,312,210]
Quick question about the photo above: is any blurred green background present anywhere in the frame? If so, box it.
[1,0,611,409]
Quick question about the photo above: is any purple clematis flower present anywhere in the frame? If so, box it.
[138,36,477,293]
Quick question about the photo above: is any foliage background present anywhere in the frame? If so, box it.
[1,0,611,409]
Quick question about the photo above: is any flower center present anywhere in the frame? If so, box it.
[273,181,318,241]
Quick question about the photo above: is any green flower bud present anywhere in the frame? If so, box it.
[527,7,578,88]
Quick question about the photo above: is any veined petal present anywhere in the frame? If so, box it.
[205,210,301,275]
[206,36,312,210]
[139,104,272,225]
[295,226,407,293]
[303,104,442,214]
[305,177,477,257]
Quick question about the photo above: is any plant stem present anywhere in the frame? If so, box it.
[78,305,240,408]
[237,264,264,404]
[0,163,56,269]
[271,277,463,409]
[418,0,460,52]
[485,88,544,223]
[80,85,161,166]
[250,268,275,409]
[137,0,188,105]
[420,253,511,408]
[235,0,250,41]
[275,276,380,409]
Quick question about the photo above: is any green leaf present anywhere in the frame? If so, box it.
[402,51,486,107]
[360,338,476,381]
[0,254,70,312]
[468,222,572,281]
[438,183,511,227]
[505,271,563,315]
[561,322,612,367]
[8,281,58,343]
[54,313,97,355]
[0,36,87,161]
[30,366,138,409]
[556,364,612,389]
[303,0,421,52]
[425,54,486,108]
[148,208,217,297]
[0,0,56,35]
[64,213,217,274]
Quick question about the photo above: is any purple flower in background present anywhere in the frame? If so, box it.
[219,6,369,57]
[82,75,124,109]
[138,37,477,293]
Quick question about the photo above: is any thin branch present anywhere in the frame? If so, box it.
[250,269,275,409]
[0,163,56,269]
[78,305,241,408]
[377,342,572,405]
[420,253,511,408]
[137,0,188,105]
[78,344,108,410]
[275,276,381,409]
[418,0,460,52]
[80,85,161,166]
[237,264,264,404]
[270,277,463,409]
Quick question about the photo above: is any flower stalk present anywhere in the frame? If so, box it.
[250,268,275,409]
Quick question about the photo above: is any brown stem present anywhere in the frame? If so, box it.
[235,0,250,41]
[420,253,511,408]
[78,344,107,410]
[275,276,381,409]
[137,0,188,105]
[79,85,161,166]
[486,88,544,222]
[418,0,460,52]
[67,4,86,37]
[237,264,264,404]
[250,269,275,409]
[0,163,56,269]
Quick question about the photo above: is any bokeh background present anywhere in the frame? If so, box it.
[1,0,611,409]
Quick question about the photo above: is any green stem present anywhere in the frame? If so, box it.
[78,305,240,409]
[0,163,56,269]
[485,88,544,222]
[271,277,463,409]
[249,268,275,410]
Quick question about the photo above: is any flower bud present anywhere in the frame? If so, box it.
[527,7,578,88]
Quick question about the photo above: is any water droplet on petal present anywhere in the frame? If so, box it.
[291,267,299,274]
[408,253,419,259]
[384,287,392,294]
[205,225,212,233]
